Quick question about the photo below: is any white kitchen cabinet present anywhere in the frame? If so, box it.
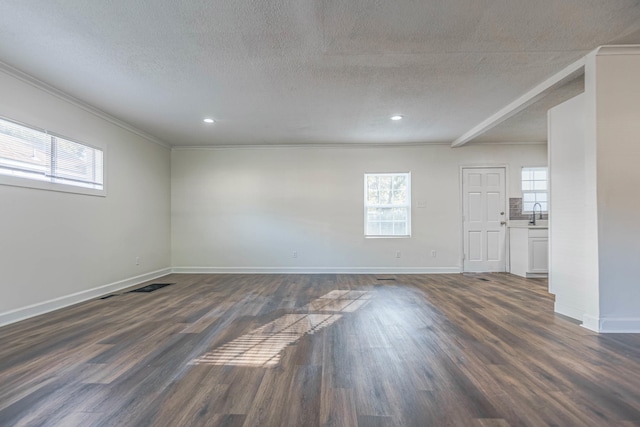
[509,227,548,278]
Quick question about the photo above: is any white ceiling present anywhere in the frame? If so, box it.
[0,1,639,147]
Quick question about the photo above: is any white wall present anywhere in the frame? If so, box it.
[548,94,599,321]
[549,47,640,333]
[172,143,546,272]
[592,49,640,332]
[0,69,172,325]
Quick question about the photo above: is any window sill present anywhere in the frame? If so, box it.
[365,235,411,239]
[0,174,106,197]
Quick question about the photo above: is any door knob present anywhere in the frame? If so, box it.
[500,221,506,225]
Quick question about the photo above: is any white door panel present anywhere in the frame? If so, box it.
[463,168,506,272]
[468,193,482,222]
[469,232,482,261]
[487,231,500,261]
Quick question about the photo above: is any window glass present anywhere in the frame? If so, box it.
[0,117,103,193]
[521,167,548,213]
[364,172,411,237]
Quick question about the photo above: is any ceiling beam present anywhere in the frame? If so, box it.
[451,56,586,148]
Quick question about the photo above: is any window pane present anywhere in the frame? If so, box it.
[393,175,406,190]
[54,137,103,186]
[394,222,407,235]
[0,118,50,176]
[522,167,548,214]
[392,207,407,221]
[380,222,394,235]
[392,189,406,204]
[379,189,392,204]
[533,181,547,191]
[381,208,394,221]
[367,222,381,235]
[379,176,391,192]
[367,189,379,204]
[367,207,382,221]
[534,170,547,180]
[367,176,378,193]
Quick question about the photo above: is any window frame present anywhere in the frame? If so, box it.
[364,172,411,238]
[521,166,547,214]
[0,115,106,197]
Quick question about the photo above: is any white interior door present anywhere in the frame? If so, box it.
[462,167,507,272]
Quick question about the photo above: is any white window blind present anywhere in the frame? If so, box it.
[364,172,411,237]
[522,167,547,213]
[0,117,103,191]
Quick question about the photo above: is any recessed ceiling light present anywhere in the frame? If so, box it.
[391,115,403,121]
[203,118,214,124]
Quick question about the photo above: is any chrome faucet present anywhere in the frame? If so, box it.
[530,202,542,225]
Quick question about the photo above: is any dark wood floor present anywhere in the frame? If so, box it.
[1,273,640,426]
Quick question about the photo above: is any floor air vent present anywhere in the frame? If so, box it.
[478,278,490,282]
[376,277,396,281]
[128,283,174,293]
[100,294,117,300]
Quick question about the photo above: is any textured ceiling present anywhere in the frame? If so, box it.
[0,0,639,147]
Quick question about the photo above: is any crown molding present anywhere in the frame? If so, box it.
[594,44,640,56]
[171,141,452,151]
[0,60,171,149]
[466,140,547,146]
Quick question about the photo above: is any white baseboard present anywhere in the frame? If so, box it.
[0,268,172,327]
[554,302,583,322]
[581,314,600,332]
[171,266,462,275]
[582,315,640,333]
[526,273,548,278]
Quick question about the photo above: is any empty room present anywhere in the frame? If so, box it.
[1,1,640,426]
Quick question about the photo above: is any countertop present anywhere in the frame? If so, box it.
[508,220,548,229]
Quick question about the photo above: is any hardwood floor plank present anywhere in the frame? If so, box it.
[320,388,358,427]
[206,367,266,415]
[282,365,322,427]
[241,367,294,427]
[356,415,394,427]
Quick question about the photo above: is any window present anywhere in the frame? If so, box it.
[521,167,547,213]
[364,172,411,237]
[0,116,104,194]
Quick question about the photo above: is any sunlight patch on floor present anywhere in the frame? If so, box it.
[191,290,372,368]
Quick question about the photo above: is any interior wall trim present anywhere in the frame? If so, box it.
[171,266,462,275]
[554,301,584,323]
[595,45,640,56]
[581,314,600,332]
[171,142,452,151]
[0,60,170,149]
[0,267,173,327]
[591,316,640,334]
